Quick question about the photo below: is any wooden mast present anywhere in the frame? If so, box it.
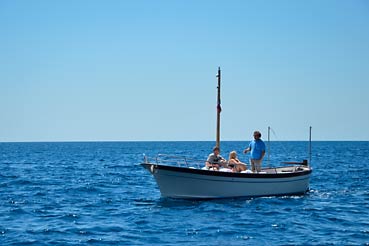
[216,67,221,148]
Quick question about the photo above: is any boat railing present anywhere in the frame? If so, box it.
[154,154,203,169]
[143,154,310,173]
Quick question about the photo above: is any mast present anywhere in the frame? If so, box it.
[216,67,221,148]
[309,126,312,165]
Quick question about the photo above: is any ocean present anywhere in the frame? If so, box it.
[1,141,368,245]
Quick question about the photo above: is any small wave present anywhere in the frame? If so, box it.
[0,173,19,178]
[8,179,35,186]
[8,207,29,215]
[133,198,157,206]
[155,197,201,208]
[60,213,80,220]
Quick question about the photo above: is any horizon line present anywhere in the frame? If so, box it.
[1,139,368,143]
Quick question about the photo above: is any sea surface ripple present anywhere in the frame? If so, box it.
[1,141,368,245]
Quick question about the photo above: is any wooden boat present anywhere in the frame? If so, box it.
[141,68,312,199]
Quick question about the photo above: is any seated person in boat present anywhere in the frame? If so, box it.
[228,151,247,172]
[205,146,227,170]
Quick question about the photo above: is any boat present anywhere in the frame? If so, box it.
[141,68,312,199]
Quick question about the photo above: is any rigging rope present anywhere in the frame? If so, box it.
[268,127,290,160]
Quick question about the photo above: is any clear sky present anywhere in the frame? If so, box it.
[1,0,369,142]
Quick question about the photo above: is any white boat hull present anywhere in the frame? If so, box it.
[141,163,312,199]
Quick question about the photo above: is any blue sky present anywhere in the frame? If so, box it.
[1,0,368,142]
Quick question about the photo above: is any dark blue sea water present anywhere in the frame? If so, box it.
[1,141,368,245]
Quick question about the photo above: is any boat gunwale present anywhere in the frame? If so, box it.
[141,163,312,179]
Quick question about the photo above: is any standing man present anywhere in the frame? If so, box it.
[243,131,266,172]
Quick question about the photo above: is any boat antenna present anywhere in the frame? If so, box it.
[268,126,271,168]
[309,126,312,165]
[216,67,221,148]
